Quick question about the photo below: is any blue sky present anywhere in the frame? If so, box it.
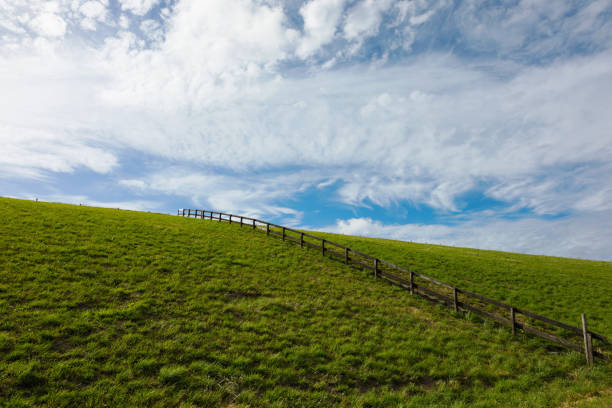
[2,0,612,260]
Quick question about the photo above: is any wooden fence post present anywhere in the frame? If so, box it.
[252,219,255,229]
[345,248,349,264]
[219,213,222,222]
[300,233,304,248]
[229,215,232,224]
[374,259,378,277]
[266,223,270,235]
[188,209,191,217]
[510,307,516,336]
[582,314,593,366]
[240,216,243,226]
[282,227,285,241]
[453,288,458,312]
[321,240,325,256]
[409,271,414,294]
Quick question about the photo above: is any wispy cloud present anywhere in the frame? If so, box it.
[324,211,612,261]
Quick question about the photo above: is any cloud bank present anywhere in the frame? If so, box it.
[1,0,612,260]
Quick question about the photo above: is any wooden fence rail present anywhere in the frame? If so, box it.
[178,208,609,365]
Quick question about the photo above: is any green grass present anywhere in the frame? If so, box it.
[1,197,611,407]
[311,231,612,339]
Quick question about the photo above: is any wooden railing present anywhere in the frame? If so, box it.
[178,208,609,365]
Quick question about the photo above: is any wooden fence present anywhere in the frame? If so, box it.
[178,208,608,365]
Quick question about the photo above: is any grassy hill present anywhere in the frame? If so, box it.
[313,231,612,339]
[1,197,611,407]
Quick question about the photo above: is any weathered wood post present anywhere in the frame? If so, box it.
[252,219,255,229]
[300,233,304,248]
[240,216,243,226]
[188,209,191,217]
[374,259,378,277]
[510,307,516,336]
[321,239,325,256]
[344,248,349,264]
[266,223,270,235]
[409,271,414,294]
[582,314,594,366]
[229,215,232,224]
[453,288,458,312]
[218,212,222,222]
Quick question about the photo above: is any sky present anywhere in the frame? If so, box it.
[1,0,612,261]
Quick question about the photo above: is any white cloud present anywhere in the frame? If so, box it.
[99,0,297,111]
[118,14,130,29]
[79,1,107,31]
[119,0,160,16]
[343,0,393,41]
[139,19,161,42]
[410,9,435,25]
[297,0,346,59]
[0,125,118,177]
[119,179,147,190]
[79,1,107,20]
[324,213,612,261]
[454,0,612,57]
[118,167,320,225]
[28,13,67,37]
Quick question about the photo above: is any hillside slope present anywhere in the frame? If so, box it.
[0,197,611,407]
[312,231,612,338]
